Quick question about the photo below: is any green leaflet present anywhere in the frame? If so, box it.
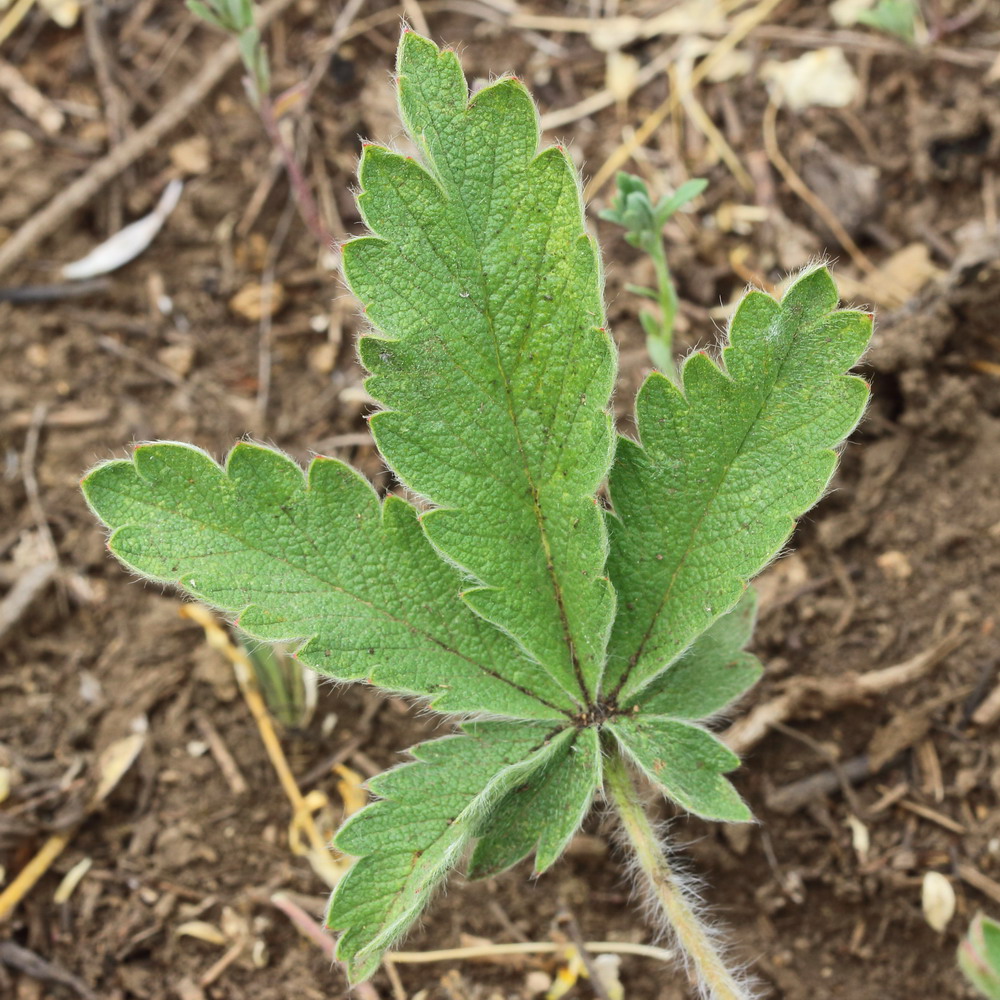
[605,268,871,702]
[608,717,750,823]
[345,32,616,705]
[82,442,574,720]
[626,588,762,719]
[960,914,1000,999]
[328,722,569,981]
[467,726,602,879]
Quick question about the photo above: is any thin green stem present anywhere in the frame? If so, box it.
[604,747,752,1000]
[649,235,678,348]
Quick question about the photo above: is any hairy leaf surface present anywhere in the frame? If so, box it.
[328,722,570,980]
[467,726,601,879]
[606,268,871,702]
[626,588,762,719]
[82,442,575,719]
[344,33,616,705]
[609,717,750,822]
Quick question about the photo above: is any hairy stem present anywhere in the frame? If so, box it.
[604,748,751,1000]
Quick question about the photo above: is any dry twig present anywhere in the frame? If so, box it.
[178,605,344,888]
[584,0,785,200]
[0,0,299,278]
[761,97,878,276]
[192,710,248,795]
[0,57,63,132]
[389,940,677,964]
[0,559,56,642]
[724,628,965,754]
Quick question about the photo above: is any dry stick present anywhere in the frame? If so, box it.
[388,941,677,964]
[256,93,330,248]
[83,0,130,232]
[0,830,74,922]
[382,959,408,1000]
[0,0,34,48]
[0,0,299,279]
[256,194,297,424]
[958,864,1000,909]
[674,61,754,193]
[236,0,366,247]
[401,0,430,35]
[0,559,56,643]
[177,605,342,889]
[192,709,249,795]
[583,0,785,201]
[0,729,146,922]
[268,892,384,1000]
[724,628,966,755]
[540,47,676,132]
[21,404,58,566]
[0,57,63,132]
[0,940,97,1000]
[760,97,878,276]
[972,676,1000,727]
[604,749,750,1000]
[556,908,614,1000]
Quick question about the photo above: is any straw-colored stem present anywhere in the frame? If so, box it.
[604,748,751,1000]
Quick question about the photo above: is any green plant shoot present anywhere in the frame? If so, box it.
[855,0,920,43]
[961,914,1000,999]
[239,631,317,731]
[187,0,269,103]
[82,31,871,998]
[600,172,707,376]
[186,0,329,248]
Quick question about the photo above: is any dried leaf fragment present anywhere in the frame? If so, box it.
[175,920,229,946]
[61,180,183,280]
[228,281,286,320]
[170,136,212,175]
[922,871,956,932]
[761,48,860,111]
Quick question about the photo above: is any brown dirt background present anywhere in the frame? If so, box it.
[2,2,999,998]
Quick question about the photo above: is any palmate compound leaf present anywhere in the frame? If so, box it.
[80,27,875,987]
[327,722,598,981]
[606,267,872,705]
[81,441,576,720]
[607,589,762,822]
[345,31,616,707]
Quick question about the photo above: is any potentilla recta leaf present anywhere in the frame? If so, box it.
[343,32,616,706]
[466,726,602,879]
[608,717,751,822]
[82,441,575,719]
[605,267,871,703]
[328,722,572,981]
[626,588,762,720]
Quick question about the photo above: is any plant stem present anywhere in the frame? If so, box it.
[648,234,679,351]
[256,95,332,249]
[604,748,751,1000]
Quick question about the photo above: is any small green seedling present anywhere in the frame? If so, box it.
[186,0,328,247]
[83,32,871,999]
[961,914,1000,999]
[855,0,920,43]
[600,172,707,376]
[239,631,317,731]
[187,0,269,103]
